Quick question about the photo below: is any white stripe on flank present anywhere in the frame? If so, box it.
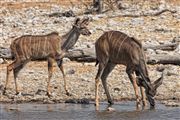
[113,33,123,55]
[116,35,128,58]
[20,37,25,60]
[23,38,28,59]
[36,37,40,57]
[43,37,47,56]
[29,36,32,57]
[108,31,114,42]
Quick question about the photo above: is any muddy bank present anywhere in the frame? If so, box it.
[0,61,179,107]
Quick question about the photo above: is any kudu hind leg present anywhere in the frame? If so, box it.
[3,62,15,95]
[101,62,116,105]
[95,62,106,109]
[126,68,141,109]
[13,63,24,95]
[57,59,70,96]
[4,60,23,95]
[47,58,54,97]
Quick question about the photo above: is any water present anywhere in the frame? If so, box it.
[0,101,179,120]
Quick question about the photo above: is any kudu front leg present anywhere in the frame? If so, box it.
[4,61,23,95]
[140,87,147,107]
[126,69,141,109]
[13,64,24,95]
[47,58,54,97]
[3,62,14,95]
[57,59,70,96]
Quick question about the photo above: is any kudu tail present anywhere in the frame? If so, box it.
[95,59,99,66]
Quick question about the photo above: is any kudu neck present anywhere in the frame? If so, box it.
[61,26,80,51]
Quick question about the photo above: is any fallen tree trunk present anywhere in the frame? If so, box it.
[146,55,180,65]
[143,43,179,51]
[1,45,180,65]
[66,48,180,65]
[108,9,177,18]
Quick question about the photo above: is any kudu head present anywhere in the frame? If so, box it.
[73,17,91,36]
[137,72,164,108]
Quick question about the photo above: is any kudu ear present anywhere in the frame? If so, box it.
[74,18,81,25]
[153,72,164,90]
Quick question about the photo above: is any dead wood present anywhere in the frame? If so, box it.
[1,43,180,65]
[143,43,179,51]
[108,9,176,18]
[147,54,180,65]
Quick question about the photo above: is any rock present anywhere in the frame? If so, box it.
[77,98,90,104]
[35,89,46,95]
[65,98,90,104]
[131,18,144,25]
[0,58,4,64]
[156,65,165,72]
[67,69,75,75]
[166,71,178,76]
[48,10,75,17]
[65,99,77,104]
[107,107,116,111]
[175,45,180,54]
[114,87,120,92]
[162,100,180,107]
[63,58,71,63]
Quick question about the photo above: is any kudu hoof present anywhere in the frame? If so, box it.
[150,105,155,110]
[108,100,114,105]
[107,107,115,111]
[94,103,100,107]
[66,91,72,96]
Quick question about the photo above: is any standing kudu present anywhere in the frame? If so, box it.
[3,17,91,96]
[95,31,163,109]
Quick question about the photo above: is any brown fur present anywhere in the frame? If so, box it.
[11,32,61,61]
[3,17,91,97]
[96,31,147,71]
[95,31,154,110]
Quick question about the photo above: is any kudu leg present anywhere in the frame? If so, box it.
[13,63,24,95]
[126,69,141,109]
[101,62,116,105]
[3,62,15,95]
[4,60,23,95]
[13,60,29,95]
[135,71,147,107]
[140,87,147,107]
[95,62,106,110]
[57,59,70,96]
[47,58,54,97]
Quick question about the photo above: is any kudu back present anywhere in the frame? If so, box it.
[95,31,163,109]
[3,17,91,96]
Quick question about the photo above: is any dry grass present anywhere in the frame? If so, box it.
[0,0,179,9]
[0,0,91,9]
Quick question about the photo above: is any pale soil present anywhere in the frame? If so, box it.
[0,60,180,106]
[0,0,180,106]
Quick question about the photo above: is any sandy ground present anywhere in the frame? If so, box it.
[0,0,180,106]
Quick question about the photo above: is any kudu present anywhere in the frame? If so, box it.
[3,17,91,96]
[95,31,163,109]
